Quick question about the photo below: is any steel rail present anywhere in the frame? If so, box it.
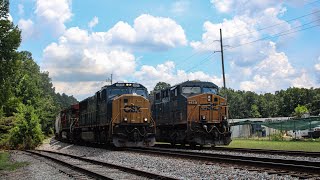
[211,147,320,157]
[26,150,112,180]
[155,144,320,157]
[30,150,177,180]
[125,147,320,175]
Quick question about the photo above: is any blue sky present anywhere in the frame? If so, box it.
[9,0,320,100]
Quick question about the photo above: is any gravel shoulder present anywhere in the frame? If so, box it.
[38,138,301,179]
[1,150,73,180]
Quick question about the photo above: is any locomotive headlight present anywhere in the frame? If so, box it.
[207,95,211,102]
[201,115,206,120]
[144,118,148,122]
[123,117,128,122]
[223,116,227,120]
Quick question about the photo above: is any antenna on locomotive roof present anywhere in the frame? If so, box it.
[106,74,113,85]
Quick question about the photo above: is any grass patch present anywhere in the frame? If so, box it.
[0,152,28,171]
[224,139,320,152]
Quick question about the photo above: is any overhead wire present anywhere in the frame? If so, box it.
[170,1,320,72]
[227,19,320,50]
[223,9,320,41]
[185,53,216,73]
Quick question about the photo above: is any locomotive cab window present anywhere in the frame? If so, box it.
[134,89,147,97]
[108,89,129,99]
[182,86,201,96]
[203,87,218,94]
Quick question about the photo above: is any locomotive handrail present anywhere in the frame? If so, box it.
[109,112,120,137]
[186,105,198,131]
[150,115,157,134]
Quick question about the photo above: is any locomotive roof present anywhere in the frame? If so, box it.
[172,80,219,89]
[101,82,147,90]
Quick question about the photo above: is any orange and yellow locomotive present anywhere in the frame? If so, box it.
[152,80,231,147]
[55,83,155,147]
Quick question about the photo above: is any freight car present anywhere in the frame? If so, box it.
[55,104,79,141]
[152,80,231,147]
[55,83,156,147]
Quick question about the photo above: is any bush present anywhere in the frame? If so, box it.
[270,133,283,141]
[8,104,44,149]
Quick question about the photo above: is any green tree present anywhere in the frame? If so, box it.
[250,104,261,118]
[153,82,171,91]
[294,104,309,118]
[0,0,21,116]
[9,104,44,149]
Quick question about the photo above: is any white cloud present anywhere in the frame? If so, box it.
[238,42,315,92]
[18,4,24,16]
[35,0,72,35]
[315,57,320,71]
[133,14,187,50]
[41,14,188,99]
[291,71,316,88]
[211,0,282,15]
[18,19,35,40]
[53,81,106,100]
[171,1,189,15]
[41,27,136,99]
[191,2,293,68]
[211,0,233,13]
[89,14,187,51]
[42,27,136,81]
[315,57,320,83]
[88,16,99,29]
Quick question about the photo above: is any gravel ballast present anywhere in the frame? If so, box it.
[2,151,74,180]
[38,139,306,179]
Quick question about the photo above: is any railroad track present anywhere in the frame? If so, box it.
[211,146,320,157]
[26,150,177,180]
[155,144,320,158]
[125,147,320,179]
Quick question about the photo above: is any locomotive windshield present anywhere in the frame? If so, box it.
[134,89,148,97]
[108,88,147,99]
[203,87,218,94]
[182,86,218,96]
[182,87,201,95]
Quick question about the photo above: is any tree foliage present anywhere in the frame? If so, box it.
[294,104,309,118]
[9,104,44,149]
[222,87,320,119]
[153,82,171,91]
[0,1,77,149]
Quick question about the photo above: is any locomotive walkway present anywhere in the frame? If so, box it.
[26,150,178,180]
[125,147,320,179]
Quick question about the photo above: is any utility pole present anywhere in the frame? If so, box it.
[220,28,226,89]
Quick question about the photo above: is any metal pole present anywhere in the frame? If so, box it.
[111,74,113,84]
[220,29,226,89]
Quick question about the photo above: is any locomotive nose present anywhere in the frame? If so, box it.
[113,94,151,124]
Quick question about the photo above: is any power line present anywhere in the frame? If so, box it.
[305,0,320,6]
[227,23,320,50]
[174,40,220,69]
[223,10,320,41]
[185,53,215,73]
